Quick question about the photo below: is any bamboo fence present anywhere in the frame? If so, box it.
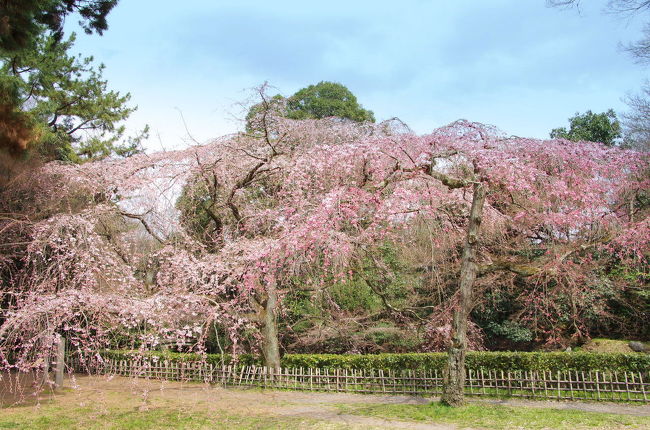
[67,356,649,402]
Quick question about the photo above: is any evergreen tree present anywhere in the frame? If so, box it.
[550,109,622,145]
[287,81,375,122]
[0,0,118,52]
[245,81,375,132]
[1,33,147,161]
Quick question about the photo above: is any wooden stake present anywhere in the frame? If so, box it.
[54,336,65,388]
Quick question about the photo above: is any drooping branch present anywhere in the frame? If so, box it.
[118,210,164,244]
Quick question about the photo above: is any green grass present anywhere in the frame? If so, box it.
[0,404,328,430]
[1,406,263,429]
[3,374,648,430]
[336,402,650,429]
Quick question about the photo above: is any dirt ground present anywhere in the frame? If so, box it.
[2,375,650,429]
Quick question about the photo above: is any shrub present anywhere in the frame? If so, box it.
[98,350,649,373]
[99,350,258,367]
[281,352,650,373]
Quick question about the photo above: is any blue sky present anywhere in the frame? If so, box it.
[66,0,647,151]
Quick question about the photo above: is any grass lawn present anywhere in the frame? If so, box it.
[0,377,338,430]
[0,404,321,430]
[336,401,650,429]
[1,376,648,429]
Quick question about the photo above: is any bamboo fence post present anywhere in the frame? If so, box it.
[508,371,513,397]
[639,372,648,402]
[317,368,321,391]
[480,369,486,396]
[468,370,473,396]
[294,367,302,390]
[264,366,268,389]
[496,371,502,397]
[335,368,340,392]
[531,371,537,399]
[543,371,548,399]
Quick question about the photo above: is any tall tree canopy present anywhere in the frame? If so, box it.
[550,109,622,145]
[286,81,375,122]
[0,0,135,164]
[245,82,375,132]
[0,0,119,52]
[0,33,147,162]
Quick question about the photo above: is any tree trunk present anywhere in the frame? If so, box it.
[441,182,486,407]
[261,281,281,370]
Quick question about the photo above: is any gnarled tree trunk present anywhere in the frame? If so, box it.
[441,182,486,406]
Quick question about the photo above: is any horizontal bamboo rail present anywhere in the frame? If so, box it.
[67,357,649,402]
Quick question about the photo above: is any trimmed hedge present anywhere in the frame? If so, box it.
[99,350,650,373]
[100,350,258,367]
[281,352,650,373]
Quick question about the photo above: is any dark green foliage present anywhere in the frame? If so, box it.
[287,81,375,122]
[473,287,533,349]
[485,321,533,344]
[245,82,375,131]
[281,352,650,373]
[1,33,147,161]
[279,242,421,353]
[550,109,622,146]
[100,350,650,373]
[329,277,382,312]
[0,0,119,53]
